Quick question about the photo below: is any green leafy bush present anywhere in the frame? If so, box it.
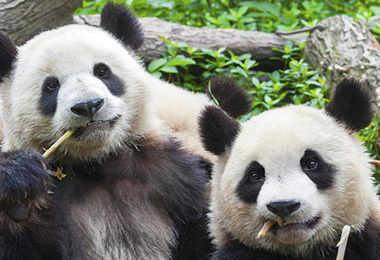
[148,38,328,117]
[76,0,380,40]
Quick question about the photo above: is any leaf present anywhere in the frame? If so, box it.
[244,59,257,70]
[230,67,248,78]
[241,2,280,17]
[239,53,252,60]
[167,45,177,56]
[177,42,188,49]
[264,95,272,104]
[151,71,163,78]
[148,58,168,72]
[160,66,179,73]
[270,71,281,82]
[165,56,196,67]
[216,46,227,54]
[252,77,260,87]
[237,5,249,17]
[158,35,176,47]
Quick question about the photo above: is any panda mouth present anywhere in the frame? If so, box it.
[73,115,121,137]
[258,215,321,239]
[272,215,321,231]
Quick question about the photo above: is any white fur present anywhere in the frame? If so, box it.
[210,105,380,257]
[147,80,217,162]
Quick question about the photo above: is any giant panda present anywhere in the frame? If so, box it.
[199,78,380,260]
[0,2,253,259]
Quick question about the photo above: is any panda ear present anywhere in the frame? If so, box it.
[206,77,252,119]
[0,33,17,83]
[100,3,144,51]
[325,78,373,132]
[199,106,240,155]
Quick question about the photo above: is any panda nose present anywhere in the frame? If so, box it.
[71,98,104,119]
[266,200,301,218]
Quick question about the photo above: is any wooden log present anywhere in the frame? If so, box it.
[0,0,83,45]
[74,14,286,70]
[305,15,380,115]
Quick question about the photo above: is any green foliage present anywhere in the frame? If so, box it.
[76,0,380,39]
[147,36,258,92]
[357,115,380,186]
[148,37,328,120]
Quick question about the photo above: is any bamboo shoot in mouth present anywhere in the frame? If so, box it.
[257,220,292,238]
[42,129,76,159]
[257,220,276,238]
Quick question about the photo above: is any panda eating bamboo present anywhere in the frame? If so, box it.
[200,78,380,260]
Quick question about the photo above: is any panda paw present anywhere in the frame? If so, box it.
[0,150,52,222]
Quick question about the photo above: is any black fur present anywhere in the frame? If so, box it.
[0,140,212,259]
[199,158,213,180]
[0,33,17,83]
[0,150,62,260]
[213,219,380,260]
[39,77,60,115]
[100,3,144,50]
[212,239,287,260]
[199,106,240,155]
[236,161,265,204]
[0,150,50,201]
[207,77,252,118]
[93,63,125,96]
[325,78,373,132]
[300,149,335,190]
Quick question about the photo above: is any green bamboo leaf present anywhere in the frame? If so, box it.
[148,58,168,72]
[160,66,179,73]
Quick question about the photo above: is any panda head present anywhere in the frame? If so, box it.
[200,79,377,256]
[0,3,156,161]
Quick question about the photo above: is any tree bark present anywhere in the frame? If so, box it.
[74,14,286,70]
[305,15,380,115]
[0,0,83,45]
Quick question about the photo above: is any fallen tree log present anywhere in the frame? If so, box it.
[74,14,285,70]
[0,0,83,45]
[305,15,380,116]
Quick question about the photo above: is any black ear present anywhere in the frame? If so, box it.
[325,78,373,132]
[206,77,252,119]
[199,106,240,155]
[0,33,17,83]
[100,2,144,50]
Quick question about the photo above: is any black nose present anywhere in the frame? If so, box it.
[71,98,104,119]
[266,200,301,218]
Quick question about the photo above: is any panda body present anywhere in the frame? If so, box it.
[200,79,380,259]
[0,3,229,259]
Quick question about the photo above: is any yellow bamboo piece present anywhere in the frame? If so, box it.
[257,220,276,238]
[42,129,76,159]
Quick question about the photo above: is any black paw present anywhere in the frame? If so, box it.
[0,150,51,221]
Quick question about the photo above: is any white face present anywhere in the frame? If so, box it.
[211,105,375,255]
[0,25,152,161]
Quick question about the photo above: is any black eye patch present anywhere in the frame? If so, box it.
[236,161,265,204]
[39,76,60,115]
[93,63,124,96]
[301,149,335,190]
